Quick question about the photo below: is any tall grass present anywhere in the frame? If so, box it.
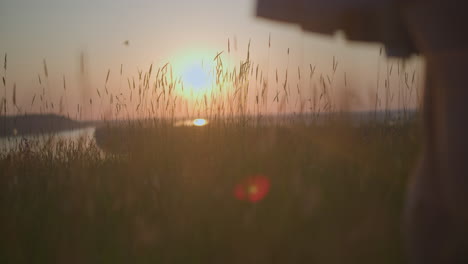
[1,38,422,124]
[1,121,420,264]
[0,39,423,263]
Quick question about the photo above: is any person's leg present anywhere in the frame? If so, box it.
[404,60,468,263]
[404,63,451,263]
[430,50,468,233]
[403,2,468,263]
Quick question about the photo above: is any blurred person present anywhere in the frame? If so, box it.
[256,1,468,263]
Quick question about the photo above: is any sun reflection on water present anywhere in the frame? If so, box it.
[174,118,209,127]
[193,119,208,126]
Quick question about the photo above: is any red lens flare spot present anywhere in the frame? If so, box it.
[234,174,270,203]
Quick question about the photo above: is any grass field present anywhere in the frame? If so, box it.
[0,117,421,264]
[0,45,423,263]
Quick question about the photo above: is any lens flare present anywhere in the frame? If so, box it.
[234,174,270,203]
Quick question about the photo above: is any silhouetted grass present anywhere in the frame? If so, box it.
[0,120,420,264]
[0,39,422,263]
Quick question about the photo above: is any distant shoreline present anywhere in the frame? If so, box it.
[0,110,418,138]
[0,114,92,138]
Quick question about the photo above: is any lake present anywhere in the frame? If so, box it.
[0,127,96,153]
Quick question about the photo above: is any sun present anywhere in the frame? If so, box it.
[170,49,216,99]
[181,63,211,93]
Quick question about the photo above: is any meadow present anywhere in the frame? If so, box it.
[0,47,422,263]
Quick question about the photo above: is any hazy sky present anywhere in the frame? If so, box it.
[0,0,422,118]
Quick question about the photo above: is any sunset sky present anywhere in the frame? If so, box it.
[0,0,422,119]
